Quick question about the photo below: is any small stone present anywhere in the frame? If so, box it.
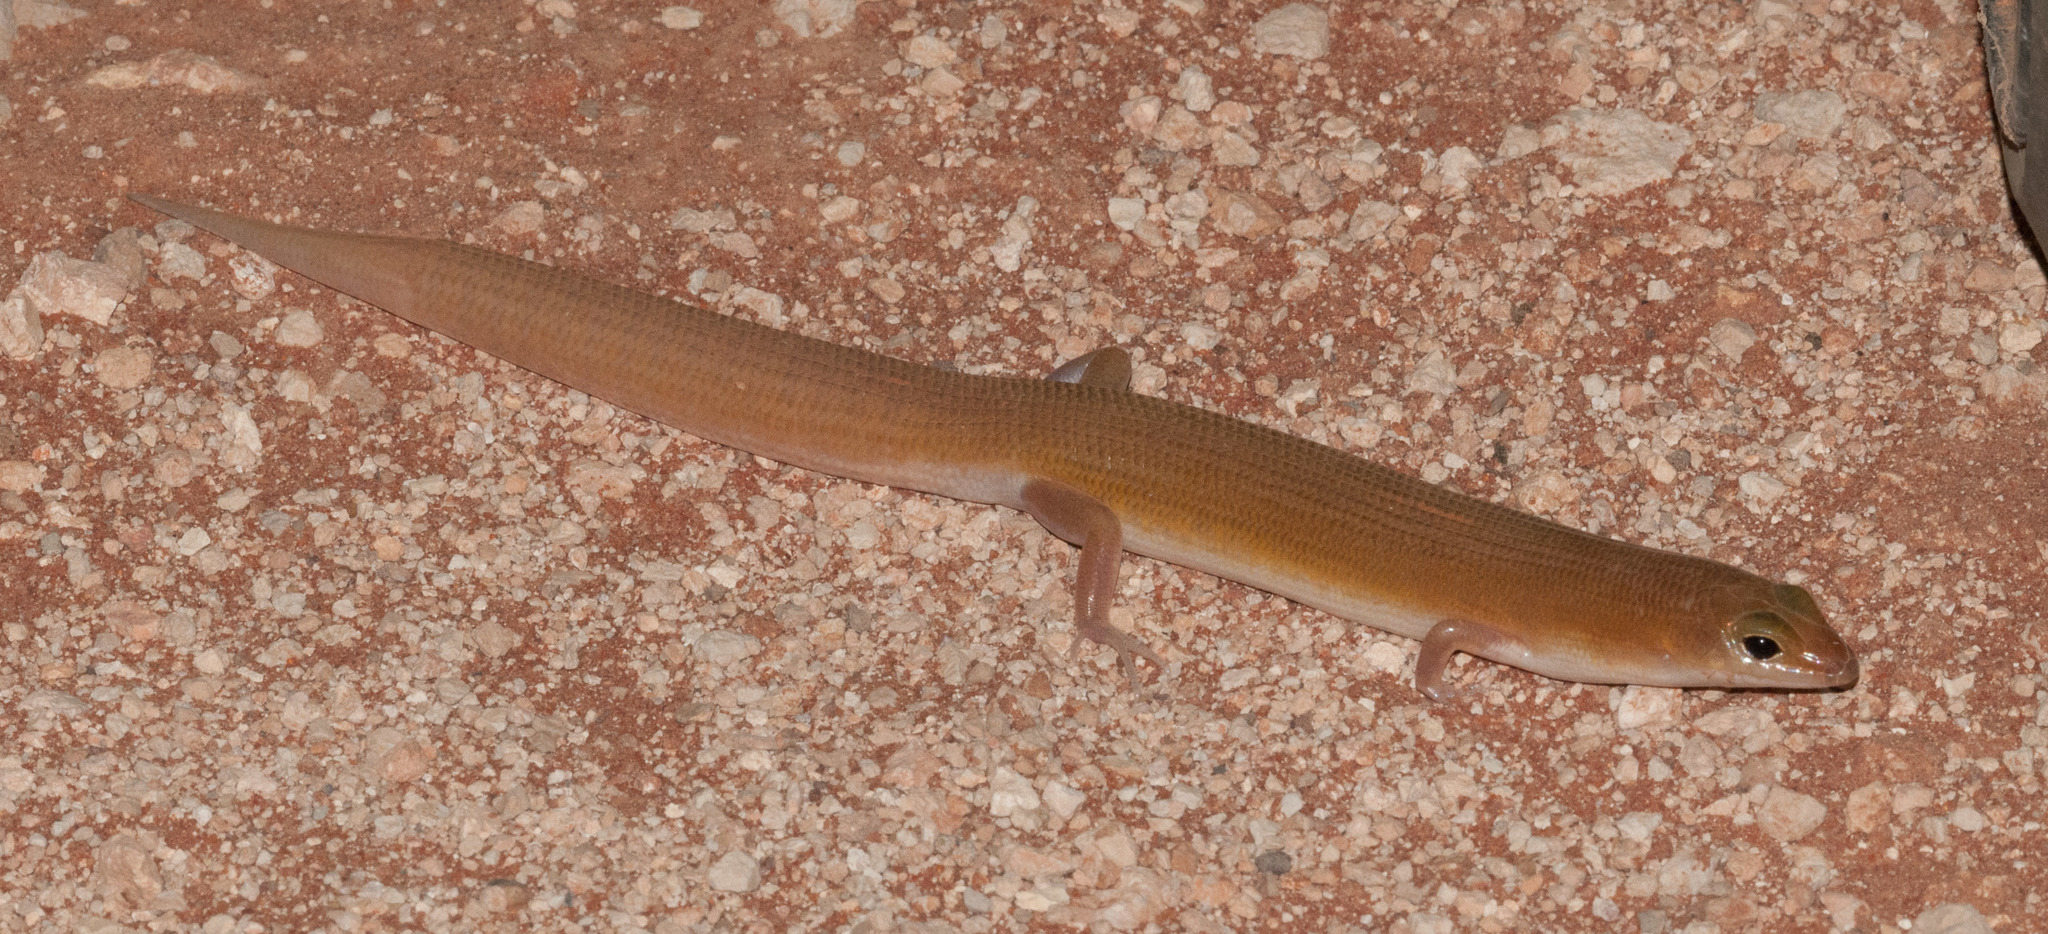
[1207,189,1282,238]
[1253,850,1293,875]
[154,241,207,281]
[1180,322,1221,352]
[2000,320,2044,354]
[989,766,1040,816]
[1106,197,1146,231]
[707,231,758,258]
[1845,782,1890,833]
[1295,171,1337,211]
[23,690,91,716]
[724,287,783,326]
[1512,470,1579,514]
[1969,331,2000,366]
[706,851,762,893]
[921,67,965,98]
[1278,268,1320,301]
[819,195,862,223]
[1275,379,1319,417]
[15,251,131,326]
[866,278,906,303]
[1249,4,1328,59]
[1042,780,1086,819]
[1497,124,1543,161]
[1151,105,1203,150]
[92,345,154,390]
[903,34,956,68]
[1645,279,1676,302]
[1347,200,1401,240]
[475,620,521,658]
[668,205,736,232]
[1754,89,1847,141]
[1963,262,2017,293]
[989,196,1038,272]
[1613,685,1681,731]
[1738,471,1788,505]
[475,879,531,913]
[1559,61,1596,99]
[693,629,762,665]
[978,14,1007,49]
[1547,108,1693,196]
[1098,7,1141,38]
[1404,350,1458,396]
[0,293,45,358]
[1616,812,1663,843]
[193,648,227,675]
[772,0,855,39]
[1212,131,1260,166]
[659,6,702,29]
[220,247,276,301]
[218,404,262,468]
[493,201,545,236]
[273,309,324,348]
[1757,786,1827,841]
[364,727,434,783]
[1013,889,1055,912]
[835,140,865,166]
[95,835,164,910]
[101,600,163,642]
[1121,96,1162,137]
[1175,65,1215,112]
[1708,317,1757,360]
[1912,904,1993,934]
[1009,846,1076,880]
[93,228,150,289]
[1436,146,1483,192]
[1360,640,1406,674]
[84,50,263,93]
[176,528,211,557]
[1752,0,1799,25]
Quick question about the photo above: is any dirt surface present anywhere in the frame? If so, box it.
[2,0,2044,931]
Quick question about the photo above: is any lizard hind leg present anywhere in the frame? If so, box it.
[1018,478,1165,687]
[1414,618,1522,702]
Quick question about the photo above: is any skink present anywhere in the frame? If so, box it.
[131,194,1858,698]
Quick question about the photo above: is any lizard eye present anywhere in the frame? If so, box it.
[1731,611,1797,665]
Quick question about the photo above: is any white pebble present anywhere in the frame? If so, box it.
[1547,108,1693,197]
[273,309,325,348]
[1106,197,1145,231]
[819,195,862,223]
[1708,317,1757,361]
[989,766,1040,816]
[692,630,762,666]
[1738,471,1788,505]
[1361,641,1407,675]
[1249,4,1329,59]
[1041,780,1086,819]
[706,851,762,893]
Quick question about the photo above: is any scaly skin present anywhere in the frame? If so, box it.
[131,194,1858,697]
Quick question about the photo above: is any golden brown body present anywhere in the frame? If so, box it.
[132,194,1858,696]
